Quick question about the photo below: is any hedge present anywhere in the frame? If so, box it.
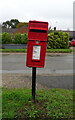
[13,33,28,44]
[2,32,12,44]
[47,31,69,49]
[2,32,28,44]
[1,31,69,49]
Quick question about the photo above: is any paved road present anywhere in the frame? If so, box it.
[1,53,73,73]
[1,53,74,89]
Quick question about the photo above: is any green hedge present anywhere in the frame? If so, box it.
[2,32,12,44]
[1,31,69,49]
[47,31,69,49]
[13,33,27,44]
[2,32,28,44]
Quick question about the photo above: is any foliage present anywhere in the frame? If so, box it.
[48,26,52,34]
[2,88,74,119]
[2,19,19,28]
[21,33,28,44]
[2,32,28,44]
[13,33,22,44]
[2,32,12,44]
[48,31,69,49]
[13,33,28,44]
[16,22,28,28]
[10,19,19,28]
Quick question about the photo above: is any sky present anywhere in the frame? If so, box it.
[0,0,74,30]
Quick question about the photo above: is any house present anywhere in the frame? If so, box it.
[13,25,28,34]
[2,22,28,34]
[2,25,28,34]
[53,27,75,40]
[2,24,75,40]
[63,30,75,40]
[2,28,18,34]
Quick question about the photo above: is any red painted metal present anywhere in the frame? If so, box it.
[26,20,48,68]
[28,21,48,41]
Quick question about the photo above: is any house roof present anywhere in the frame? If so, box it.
[2,25,28,34]
[2,28,18,33]
[13,26,28,34]
[54,30,75,38]
[63,30,75,38]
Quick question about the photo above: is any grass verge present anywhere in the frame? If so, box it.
[0,49,27,52]
[46,49,72,53]
[0,48,73,53]
[2,88,74,119]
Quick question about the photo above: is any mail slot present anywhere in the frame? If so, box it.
[26,20,48,68]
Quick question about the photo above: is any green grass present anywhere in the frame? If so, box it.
[0,49,27,52]
[2,88,74,119]
[46,48,72,53]
[0,48,72,53]
[2,88,31,119]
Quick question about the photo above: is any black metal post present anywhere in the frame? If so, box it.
[32,67,36,102]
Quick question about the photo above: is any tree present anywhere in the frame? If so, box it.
[10,19,19,28]
[16,22,28,28]
[48,26,52,34]
[2,22,7,28]
[2,19,19,28]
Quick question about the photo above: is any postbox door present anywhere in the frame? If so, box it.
[26,41,47,68]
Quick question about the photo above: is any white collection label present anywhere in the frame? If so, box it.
[32,46,41,60]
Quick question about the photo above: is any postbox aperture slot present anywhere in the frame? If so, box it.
[30,29,47,33]
[32,45,41,60]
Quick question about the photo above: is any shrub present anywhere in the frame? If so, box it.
[21,33,28,44]
[13,33,22,44]
[2,32,12,44]
[2,32,28,44]
[47,31,69,49]
[13,33,28,44]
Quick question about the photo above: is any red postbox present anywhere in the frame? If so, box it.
[26,20,48,68]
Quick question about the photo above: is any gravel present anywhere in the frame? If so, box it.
[2,73,48,89]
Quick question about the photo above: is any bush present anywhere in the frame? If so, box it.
[47,31,69,49]
[2,32,12,44]
[13,33,22,44]
[13,33,28,44]
[21,33,28,44]
[2,32,28,44]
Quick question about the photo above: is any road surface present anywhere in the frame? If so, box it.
[0,53,74,89]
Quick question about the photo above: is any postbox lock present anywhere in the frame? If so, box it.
[35,41,39,44]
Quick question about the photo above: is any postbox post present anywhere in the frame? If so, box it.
[32,67,36,102]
